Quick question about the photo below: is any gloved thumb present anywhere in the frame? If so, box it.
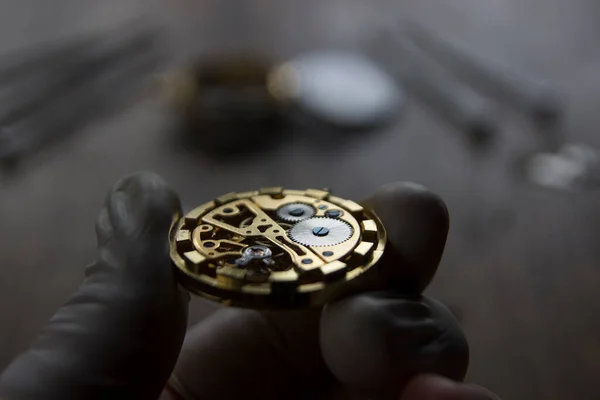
[0,172,189,400]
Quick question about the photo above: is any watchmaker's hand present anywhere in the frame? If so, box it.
[166,182,499,400]
[0,174,499,400]
[0,172,189,399]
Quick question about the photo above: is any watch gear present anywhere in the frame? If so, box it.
[169,187,386,309]
[276,203,316,222]
[288,217,353,247]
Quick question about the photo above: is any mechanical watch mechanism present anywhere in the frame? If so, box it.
[169,188,386,309]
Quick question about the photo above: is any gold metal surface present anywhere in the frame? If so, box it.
[170,188,387,309]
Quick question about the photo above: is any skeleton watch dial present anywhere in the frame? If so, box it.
[169,187,386,309]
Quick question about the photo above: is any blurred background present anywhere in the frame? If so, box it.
[1,0,600,399]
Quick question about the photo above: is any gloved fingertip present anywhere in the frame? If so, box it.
[372,181,433,198]
[107,171,182,238]
[113,171,181,216]
[365,181,449,244]
[362,181,449,294]
[400,374,500,400]
[321,293,469,397]
[95,207,112,246]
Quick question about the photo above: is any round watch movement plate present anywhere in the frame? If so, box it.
[169,187,386,309]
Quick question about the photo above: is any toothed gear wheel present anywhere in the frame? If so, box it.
[276,203,316,222]
[288,217,353,247]
[170,187,388,309]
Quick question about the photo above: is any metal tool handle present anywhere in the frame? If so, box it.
[403,22,562,121]
[0,20,152,84]
[372,31,498,147]
[0,27,158,125]
[0,39,160,168]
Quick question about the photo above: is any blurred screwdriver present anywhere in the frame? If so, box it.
[0,32,104,86]
[401,21,563,123]
[0,21,152,89]
[0,25,159,126]
[0,48,160,170]
[0,25,162,169]
[371,28,498,149]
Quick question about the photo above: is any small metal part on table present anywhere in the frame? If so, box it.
[169,188,387,309]
[523,143,600,191]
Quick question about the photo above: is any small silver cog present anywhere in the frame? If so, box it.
[288,217,353,247]
[276,203,316,223]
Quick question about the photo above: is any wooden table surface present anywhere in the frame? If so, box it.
[1,1,600,399]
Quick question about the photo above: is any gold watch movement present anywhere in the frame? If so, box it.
[169,187,386,309]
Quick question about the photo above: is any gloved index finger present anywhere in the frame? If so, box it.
[0,171,189,400]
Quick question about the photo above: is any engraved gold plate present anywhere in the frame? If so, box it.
[169,188,386,309]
